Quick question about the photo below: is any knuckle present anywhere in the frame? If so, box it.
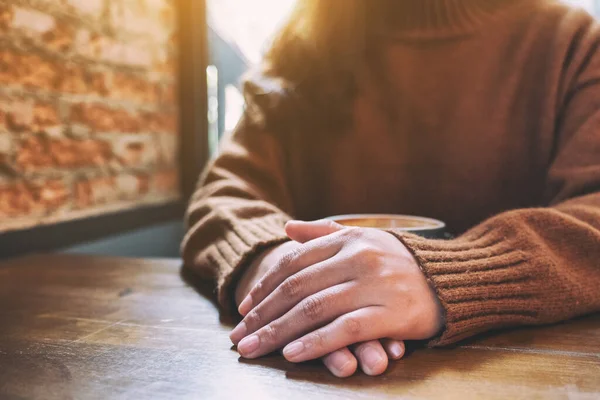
[350,226,365,237]
[246,309,262,328]
[277,248,300,271]
[251,280,263,297]
[358,246,382,266]
[343,227,361,239]
[342,317,362,337]
[326,220,342,230]
[280,275,303,299]
[301,295,324,320]
[261,324,278,344]
[310,330,327,349]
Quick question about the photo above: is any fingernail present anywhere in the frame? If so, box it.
[327,352,353,377]
[229,321,247,344]
[237,335,259,356]
[238,295,253,316]
[389,342,405,359]
[283,341,305,360]
[362,347,385,375]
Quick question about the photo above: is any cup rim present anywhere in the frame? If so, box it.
[327,214,446,232]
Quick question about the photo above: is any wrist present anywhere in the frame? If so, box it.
[385,230,446,339]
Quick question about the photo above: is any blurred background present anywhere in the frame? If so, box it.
[0,0,181,258]
[0,0,598,259]
[206,0,295,155]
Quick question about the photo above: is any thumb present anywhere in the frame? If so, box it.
[285,219,345,244]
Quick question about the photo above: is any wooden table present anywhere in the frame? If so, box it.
[0,254,599,399]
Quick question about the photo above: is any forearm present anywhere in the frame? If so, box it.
[181,117,294,315]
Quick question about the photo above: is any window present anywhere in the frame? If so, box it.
[206,0,296,154]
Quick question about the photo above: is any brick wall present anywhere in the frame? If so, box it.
[0,0,179,233]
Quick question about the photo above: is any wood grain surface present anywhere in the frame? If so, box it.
[0,254,598,400]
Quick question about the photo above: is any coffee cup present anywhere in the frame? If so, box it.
[327,214,446,239]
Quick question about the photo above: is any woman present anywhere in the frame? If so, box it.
[182,0,600,377]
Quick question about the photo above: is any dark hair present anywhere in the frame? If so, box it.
[243,0,390,132]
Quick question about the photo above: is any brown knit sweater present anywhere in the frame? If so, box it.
[182,0,600,346]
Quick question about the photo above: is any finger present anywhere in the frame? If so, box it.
[381,338,405,360]
[236,282,361,359]
[285,219,346,244]
[231,255,353,344]
[238,232,343,316]
[351,340,389,376]
[282,306,391,363]
[322,348,357,378]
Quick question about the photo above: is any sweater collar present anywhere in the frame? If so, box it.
[379,0,523,39]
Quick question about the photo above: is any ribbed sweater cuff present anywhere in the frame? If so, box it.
[387,227,541,346]
[182,214,290,316]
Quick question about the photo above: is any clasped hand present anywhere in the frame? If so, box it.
[231,220,443,377]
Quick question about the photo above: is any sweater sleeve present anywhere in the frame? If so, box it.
[181,117,293,315]
[388,21,600,346]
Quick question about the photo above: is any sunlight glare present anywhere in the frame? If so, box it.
[208,0,296,64]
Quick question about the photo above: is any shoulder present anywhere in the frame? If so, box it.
[489,1,600,60]
[507,1,600,75]
[522,0,600,38]
[521,3,600,118]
